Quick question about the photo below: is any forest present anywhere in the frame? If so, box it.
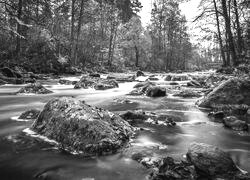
[0,0,249,74]
[1,1,250,180]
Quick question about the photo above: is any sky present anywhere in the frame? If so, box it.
[138,0,202,43]
[139,0,201,27]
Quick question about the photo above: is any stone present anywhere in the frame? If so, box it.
[149,157,197,180]
[89,73,100,78]
[59,79,74,85]
[164,75,172,81]
[136,70,145,77]
[18,109,40,120]
[173,90,202,98]
[187,80,201,88]
[120,110,177,126]
[16,83,53,94]
[133,81,156,89]
[223,116,248,131]
[197,78,250,108]
[170,81,179,85]
[32,97,134,155]
[74,76,118,90]
[146,86,166,97]
[186,142,238,179]
[208,111,225,119]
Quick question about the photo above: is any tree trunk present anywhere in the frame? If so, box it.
[246,0,250,60]
[134,45,139,67]
[74,0,85,65]
[16,0,23,58]
[70,0,76,65]
[233,0,243,57]
[221,0,237,66]
[213,0,226,66]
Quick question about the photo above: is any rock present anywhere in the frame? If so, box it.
[136,70,145,77]
[115,76,135,82]
[16,83,53,94]
[197,78,250,108]
[146,86,166,97]
[171,75,189,81]
[223,116,248,131]
[170,81,179,85]
[149,157,197,180]
[59,79,74,85]
[32,97,134,155]
[173,90,202,98]
[129,81,154,96]
[147,77,159,81]
[186,142,238,179]
[89,73,100,78]
[74,76,118,90]
[164,75,172,81]
[18,109,40,120]
[208,111,225,119]
[120,110,176,126]
[187,80,201,88]
[133,81,156,89]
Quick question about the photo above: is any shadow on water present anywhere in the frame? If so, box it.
[0,77,250,179]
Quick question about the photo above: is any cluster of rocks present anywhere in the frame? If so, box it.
[31,97,134,156]
[120,110,178,126]
[173,89,202,98]
[148,143,249,180]
[74,75,119,90]
[16,83,53,94]
[197,77,250,131]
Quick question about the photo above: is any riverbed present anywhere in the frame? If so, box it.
[0,73,249,180]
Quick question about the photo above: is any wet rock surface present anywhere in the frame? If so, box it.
[16,83,53,94]
[120,110,177,126]
[173,90,202,98]
[146,86,166,97]
[197,78,250,108]
[32,97,134,155]
[223,116,248,131]
[186,142,240,179]
[18,109,40,120]
[74,76,118,90]
[149,157,197,180]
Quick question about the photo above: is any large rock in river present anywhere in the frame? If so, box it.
[16,83,53,94]
[186,142,238,179]
[31,97,134,155]
[146,86,166,97]
[223,116,248,131]
[197,78,250,108]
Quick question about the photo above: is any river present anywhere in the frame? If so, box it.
[0,73,249,180]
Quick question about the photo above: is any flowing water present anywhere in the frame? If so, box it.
[0,74,249,180]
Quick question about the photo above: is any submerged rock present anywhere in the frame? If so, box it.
[18,109,40,120]
[149,157,197,180]
[223,116,248,131]
[32,97,134,155]
[146,86,166,97]
[186,142,238,179]
[197,78,250,108]
[16,83,53,94]
[173,90,202,98]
